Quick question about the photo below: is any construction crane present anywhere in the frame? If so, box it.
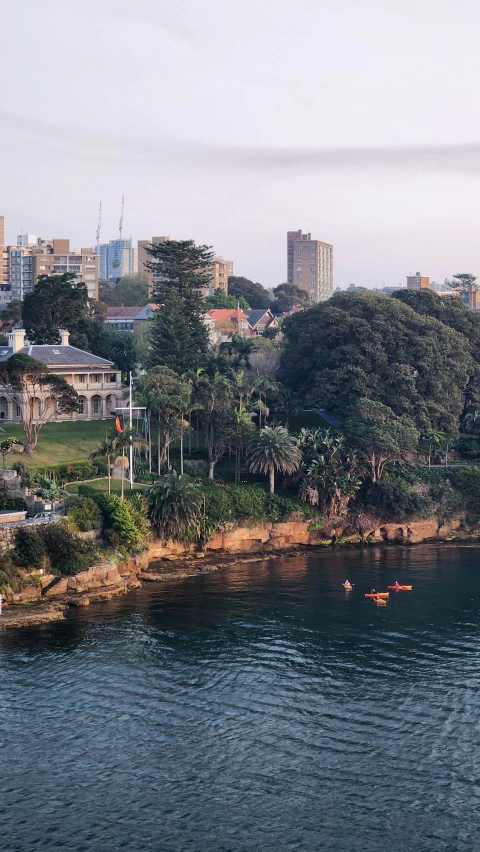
[96,201,102,255]
[119,195,124,241]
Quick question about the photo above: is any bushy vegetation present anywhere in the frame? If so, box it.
[68,497,103,531]
[91,492,149,554]
[38,522,98,576]
[14,528,46,568]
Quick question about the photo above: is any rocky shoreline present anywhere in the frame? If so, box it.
[1,515,479,632]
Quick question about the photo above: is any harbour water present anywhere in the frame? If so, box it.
[1,544,480,851]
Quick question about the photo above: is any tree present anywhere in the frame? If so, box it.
[297,428,362,517]
[146,239,211,372]
[280,289,472,434]
[110,331,138,375]
[135,367,191,474]
[196,374,236,479]
[102,274,150,307]
[148,472,202,542]
[90,432,118,494]
[1,300,22,325]
[22,273,89,344]
[220,334,258,370]
[0,354,79,454]
[0,437,22,468]
[248,425,301,493]
[392,288,480,419]
[344,398,419,482]
[446,273,478,294]
[147,289,205,373]
[204,290,250,310]
[228,276,272,309]
[110,427,146,499]
[271,283,311,314]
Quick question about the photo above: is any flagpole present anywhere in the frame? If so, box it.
[129,371,133,487]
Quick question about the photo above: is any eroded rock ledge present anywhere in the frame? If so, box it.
[0,516,475,630]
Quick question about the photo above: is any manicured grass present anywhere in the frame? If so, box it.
[65,477,147,495]
[4,421,115,469]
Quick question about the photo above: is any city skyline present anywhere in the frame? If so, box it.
[2,1,480,289]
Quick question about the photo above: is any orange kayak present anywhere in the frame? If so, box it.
[388,585,412,591]
[374,598,387,605]
[365,592,389,599]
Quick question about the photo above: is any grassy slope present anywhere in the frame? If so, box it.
[4,421,112,469]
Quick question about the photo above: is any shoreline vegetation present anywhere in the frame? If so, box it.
[2,519,480,632]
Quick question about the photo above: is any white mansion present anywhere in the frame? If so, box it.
[0,329,125,422]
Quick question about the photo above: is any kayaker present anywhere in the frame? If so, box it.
[343,580,351,588]
[394,581,400,588]
[371,588,376,594]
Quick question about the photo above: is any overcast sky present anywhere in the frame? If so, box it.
[1,0,480,288]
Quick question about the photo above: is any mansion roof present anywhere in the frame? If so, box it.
[0,344,113,368]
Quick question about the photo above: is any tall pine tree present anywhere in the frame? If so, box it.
[146,240,212,371]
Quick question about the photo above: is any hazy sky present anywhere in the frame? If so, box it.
[2,0,480,288]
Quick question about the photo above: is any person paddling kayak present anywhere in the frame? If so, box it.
[343,580,352,588]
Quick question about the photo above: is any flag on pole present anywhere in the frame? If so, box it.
[143,411,149,433]
[115,416,123,433]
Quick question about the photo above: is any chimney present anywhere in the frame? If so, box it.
[9,329,26,354]
[60,329,70,346]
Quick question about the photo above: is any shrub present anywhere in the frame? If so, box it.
[14,528,46,568]
[68,497,103,532]
[0,495,27,511]
[360,480,431,520]
[39,522,98,576]
[93,493,148,553]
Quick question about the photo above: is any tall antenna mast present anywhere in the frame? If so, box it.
[96,201,102,255]
[119,195,124,241]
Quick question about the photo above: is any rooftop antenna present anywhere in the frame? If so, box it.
[119,195,124,241]
[96,201,102,255]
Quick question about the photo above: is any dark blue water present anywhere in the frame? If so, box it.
[1,544,480,851]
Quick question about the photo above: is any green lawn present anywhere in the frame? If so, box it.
[4,421,114,469]
[65,477,147,495]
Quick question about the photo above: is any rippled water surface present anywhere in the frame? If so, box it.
[2,545,480,851]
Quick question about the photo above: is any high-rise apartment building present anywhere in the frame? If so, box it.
[0,218,99,303]
[137,236,170,294]
[406,272,430,290]
[97,238,136,281]
[287,230,333,302]
[207,256,233,296]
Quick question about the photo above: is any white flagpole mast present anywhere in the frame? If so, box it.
[129,371,133,487]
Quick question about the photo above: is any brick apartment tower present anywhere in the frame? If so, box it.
[287,230,333,302]
[406,272,430,291]
[137,236,170,296]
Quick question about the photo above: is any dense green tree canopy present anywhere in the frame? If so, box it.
[101,274,150,307]
[271,283,310,314]
[23,273,89,344]
[344,398,419,481]
[280,290,472,433]
[227,276,272,309]
[204,290,250,310]
[146,240,211,371]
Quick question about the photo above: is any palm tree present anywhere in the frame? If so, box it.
[248,426,301,493]
[147,471,202,541]
[220,334,258,370]
[90,432,117,494]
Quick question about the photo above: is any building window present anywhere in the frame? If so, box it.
[16,404,21,417]
[93,398,100,415]
[92,374,101,383]
[107,373,117,383]
[78,399,85,415]
[77,374,86,383]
